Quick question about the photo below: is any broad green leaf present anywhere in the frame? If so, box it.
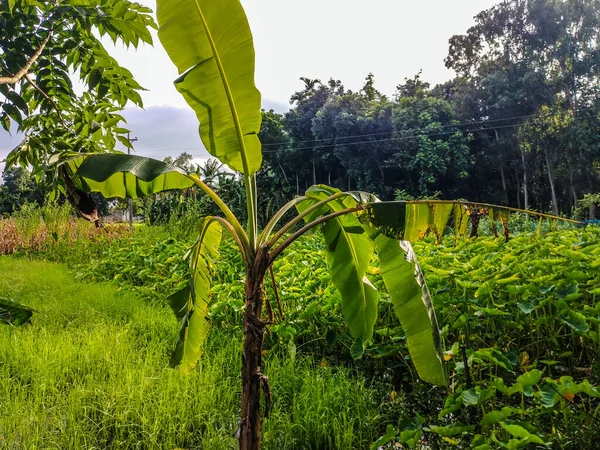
[404,202,453,242]
[439,392,463,418]
[0,297,33,326]
[370,424,397,450]
[516,369,542,388]
[170,217,222,372]
[371,231,447,386]
[473,349,514,371]
[428,423,475,437]
[453,203,470,238]
[481,406,513,425]
[367,201,454,241]
[559,309,589,333]
[499,422,545,444]
[68,153,194,199]
[461,388,480,405]
[298,185,378,343]
[366,200,581,241]
[157,0,262,175]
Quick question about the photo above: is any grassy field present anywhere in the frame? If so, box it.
[2,210,600,448]
[0,257,388,449]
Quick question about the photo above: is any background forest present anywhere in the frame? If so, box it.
[3,0,600,219]
[255,0,600,218]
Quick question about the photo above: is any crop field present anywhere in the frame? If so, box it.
[0,256,391,449]
[0,211,599,449]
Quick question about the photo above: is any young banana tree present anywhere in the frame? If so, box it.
[53,0,582,448]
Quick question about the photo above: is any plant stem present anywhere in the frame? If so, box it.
[239,245,270,450]
[186,174,251,257]
[245,174,258,253]
[258,196,307,246]
[0,30,52,85]
[269,206,364,262]
[267,192,348,248]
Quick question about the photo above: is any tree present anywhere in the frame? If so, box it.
[283,77,343,190]
[0,166,42,215]
[390,74,472,197]
[1,0,155,217]
[54,1,449,448]
[445,0,600,213]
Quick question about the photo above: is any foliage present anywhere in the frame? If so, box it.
[61,0,449,447]
[0,257,388,449]
[0,167,43,215]
[5,197,598,448]
[0,296,33,326]
[0,201,128,256]
[377,227,600,448]
[1,0,155,202]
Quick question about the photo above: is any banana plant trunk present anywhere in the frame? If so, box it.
[240,245,270,450]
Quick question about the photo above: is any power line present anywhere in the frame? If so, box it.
[261,104,600,148]
[129,105,600,154]
[262,113,600,153]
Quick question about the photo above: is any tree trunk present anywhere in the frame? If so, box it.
[278,162,289,184]
[520,147,529,210]
[514,165,521,209]
[495,129,507,205]
[543,148,559,215]
[566,158,577,211]
[239,246,270,450]
[312,161,316,185]
[499,164,508,205]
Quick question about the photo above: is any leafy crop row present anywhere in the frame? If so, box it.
[7,210,600,448]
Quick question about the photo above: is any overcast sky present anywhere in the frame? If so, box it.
[1,0,498,172]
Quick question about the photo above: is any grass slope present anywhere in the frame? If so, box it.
[0,257,384,449]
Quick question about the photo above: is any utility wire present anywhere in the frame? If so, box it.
[260,104,600,148]
[263,113,600,153]
[131,105,600,154]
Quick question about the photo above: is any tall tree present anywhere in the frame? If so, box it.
[0,166,42,214]
[390,74,472,197]
[445,0,600,212]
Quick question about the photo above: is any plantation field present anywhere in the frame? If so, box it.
[1,216,600,449]
[0,257,388,449]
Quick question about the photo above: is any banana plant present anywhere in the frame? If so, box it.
[0,297,33,326]
[54,0,583,448]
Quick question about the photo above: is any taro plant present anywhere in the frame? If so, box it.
[46,0,582,448]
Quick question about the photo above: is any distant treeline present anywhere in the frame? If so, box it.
[257,0,600,217]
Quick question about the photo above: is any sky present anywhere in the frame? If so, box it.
[0,0,498,172]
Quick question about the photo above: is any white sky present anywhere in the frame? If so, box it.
[1,0,499,172]
[108,0,497,108]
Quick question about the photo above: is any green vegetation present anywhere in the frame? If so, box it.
[2,0,600,448]
[1,215,599,448]
[54,1,448,447]
[0,257,387,449]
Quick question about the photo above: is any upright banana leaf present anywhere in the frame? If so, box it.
[169,217,222,372]
[297,185,378,344]
[66,153,194,198]
[157,0,262,176]
[0,297,33,326]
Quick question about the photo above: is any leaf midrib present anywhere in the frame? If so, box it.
[333,215,371,329]
[191,0,251,177]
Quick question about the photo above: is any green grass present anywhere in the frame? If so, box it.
[0,257,387,449]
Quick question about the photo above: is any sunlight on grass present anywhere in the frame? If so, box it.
[0,257,386,449]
